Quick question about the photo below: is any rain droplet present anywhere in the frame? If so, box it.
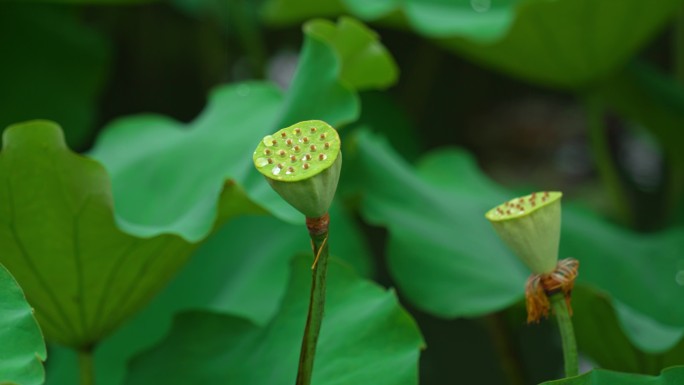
[263,135,275,147]
[255,157,269,167]
[272,165,282,175]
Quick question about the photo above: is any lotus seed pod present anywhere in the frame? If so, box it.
[253,120,342,218]
[485,191,562,274]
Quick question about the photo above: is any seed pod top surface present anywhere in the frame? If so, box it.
[485,191,562,222]
[253,120,341,183]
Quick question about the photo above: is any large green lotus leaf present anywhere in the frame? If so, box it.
[91,17,397,228]
[124,255,424,385]
[562,208,684,330]
[0,121,259,348]
[572,286,684,375]
[0,264,46,385]
[540,366,684,385]
[345,129,529,317]
[43,204,373,385]
[0,4,109,150]
[263,0,680,88]
[346,129,684,349]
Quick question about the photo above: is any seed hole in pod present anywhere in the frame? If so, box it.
[319,133,326,140]
[271,140,278,146]
[290,155,297,162]
[310,145,317,152]
[280,132,287,138]
[267,158,274,164]
[264,149,272,155]
[286,139,293,146]
[304,154,312,161]
[278,150,286,157]
[303,137,309,143]
[303,163,310,170]
[324,142,330,149]
[287,166,295,174]
[318,154,327,161]
[294,128,301,135]
[294,145,301,152]
[310,127,317,133]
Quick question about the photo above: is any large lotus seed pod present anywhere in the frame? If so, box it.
[485,191,563,274]
[253,120,342,218]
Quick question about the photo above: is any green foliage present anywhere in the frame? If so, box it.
[572,287,684,375]
[91,17,397,226]
[345,128,684,356]
[0,121,258,348]
[263,0,681,88]
[2,2,684,385]
[345,130,529,317]
[124,256,424,385]
[540,366,684,385]
[0,264,46,385]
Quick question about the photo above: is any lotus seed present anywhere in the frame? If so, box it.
[319,133,326,140]
[281,132,287,138]
[303,163,310,169]
[310,127,317,133]
[294,145,301,152]
[278,150,286,157]
[290,155,297,162]
[303,137,309,143]
[304,154,312,161]
[319,154,327,161]
[294,128,301,135]
[286,139,293,146]
[324,142,330,149]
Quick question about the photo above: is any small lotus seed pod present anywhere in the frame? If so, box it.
[485,191,562,274]
[253,120,342,218]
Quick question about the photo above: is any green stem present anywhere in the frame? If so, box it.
[484,312,527,385]
[550,293,578,378]
[295,227,330,385]
[585,97,634,226]
[78,347,95,385]
[666,7,684,222]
